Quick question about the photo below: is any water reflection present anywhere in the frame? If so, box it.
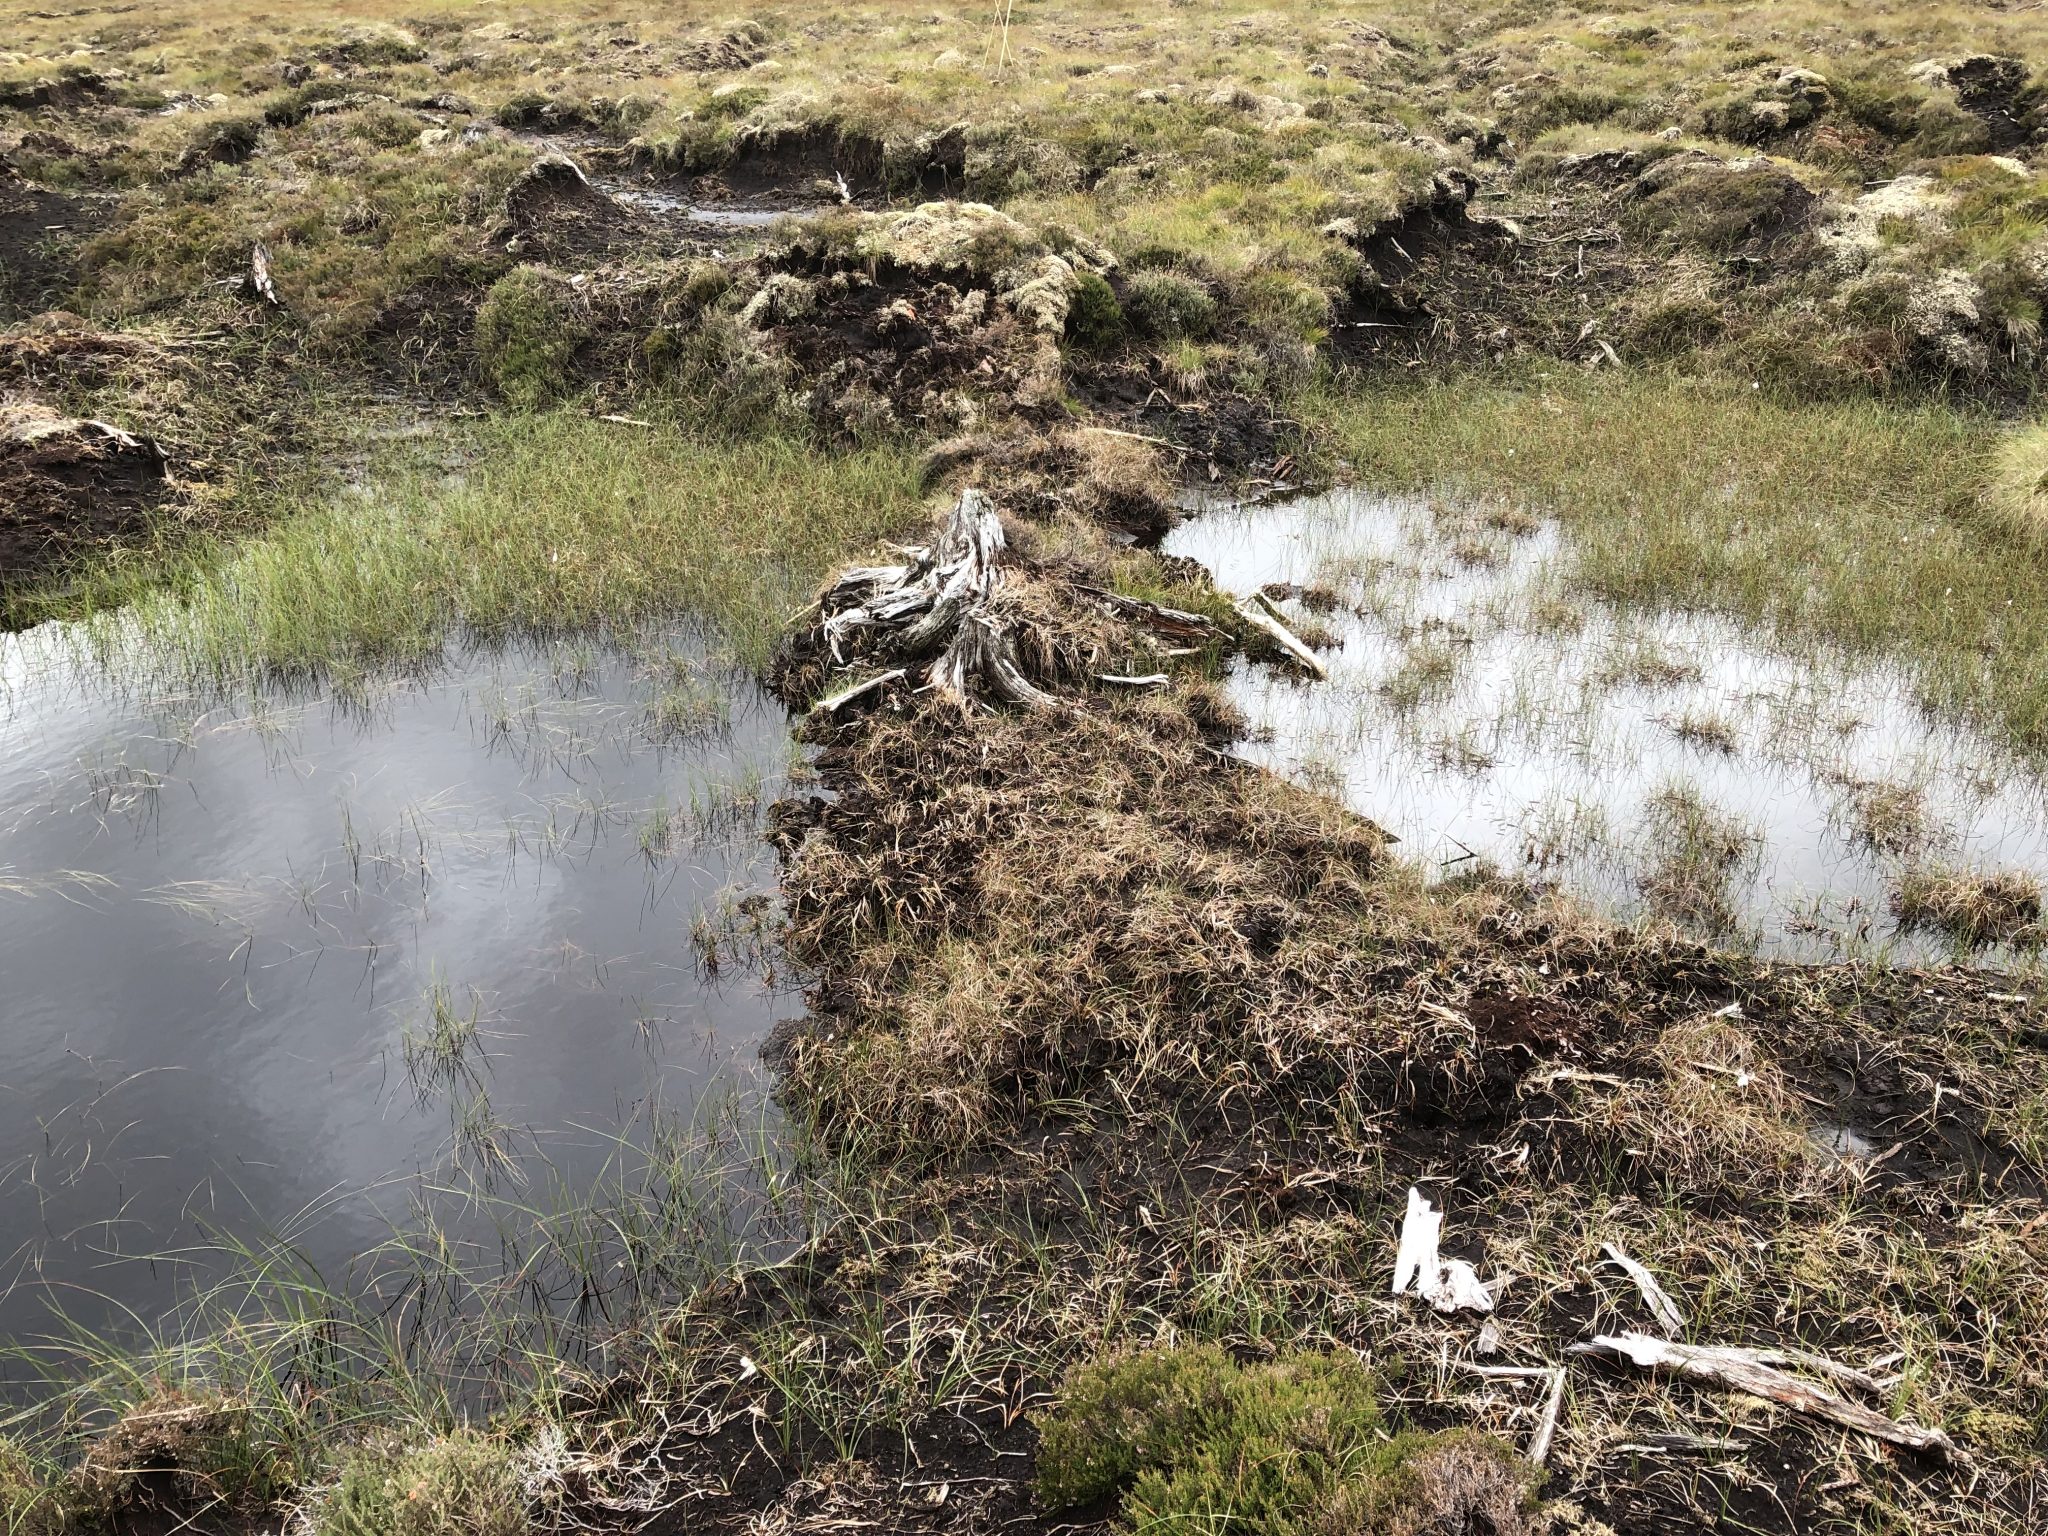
[1166,491,2048,963]
[0,626,795,1350]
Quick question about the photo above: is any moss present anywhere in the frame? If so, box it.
[1035,1345,1543,1535]
[473,268,585,409]
[317,1432,526,1536]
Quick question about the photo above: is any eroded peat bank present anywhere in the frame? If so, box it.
[3,3,2047,1536]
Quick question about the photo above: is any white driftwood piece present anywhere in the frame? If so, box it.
[1599,1243,1686,1333]
[249,242,281,305]
[1529,1366,1567,1466]
[1571,1333,1954,1460]
[1391,1186,1493,1314]
[814,489,1054,710]
[810,669,907,717]
[1235,592,1328,679]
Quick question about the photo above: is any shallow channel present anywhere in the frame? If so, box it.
[0,625,795,1355]
[1167,490,2048,965]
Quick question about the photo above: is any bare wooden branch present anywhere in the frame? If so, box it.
[1600,1243,1686,1333]
[1571,1333,1954,1461]
[1464,1363,1566,1465]
[1236,594,1328,679]
[1078,585,1220,644]
[1097,673,1170,688]
[928,609,1055,710]
[1605,1433,1748,1457]
[1528,1366,1567,1467]
[810,670,906,717]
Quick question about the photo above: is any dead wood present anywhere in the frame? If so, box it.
[810,488,1055,711]
[1599,1243,1686,1333]
[1571,1332,1955,1460]
[1236,592,1328,678]
[248,242,281,305]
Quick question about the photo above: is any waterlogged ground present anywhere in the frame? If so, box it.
[0,627,794,1351]
[1168,491,2048,965]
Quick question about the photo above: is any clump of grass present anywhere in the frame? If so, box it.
[1623,1015,1818,1191]
[1892,867,2044,946]
[1664,707,1739,754]
[1987,420,2048,547]
[1638,783,1757,935]
[1844,777,1936,855]
[1598,634,1702,691]
[1035,1344,1543,1535]
[316,1431,526,1536]
[1382,629,1464,711]
[400,981,484,1097]
[647,675,730,744]
[474,269,587,409]
[0,1439,65,1536]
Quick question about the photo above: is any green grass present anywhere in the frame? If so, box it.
[42,412,923,687]
[1311,372,2048,759]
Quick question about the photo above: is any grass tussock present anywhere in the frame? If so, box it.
[1988,421,2048,547]
[316,1432,526,1536]
[1892,866,2045,947]
[1637,782,1758,937]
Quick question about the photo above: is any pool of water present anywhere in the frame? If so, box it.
[0,627,795,1351]
[1165,491,2048,963]
[606,186,826,229]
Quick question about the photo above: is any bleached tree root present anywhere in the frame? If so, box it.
[812,488,1057,711]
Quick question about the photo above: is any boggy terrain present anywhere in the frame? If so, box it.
[4,2,2048,1535]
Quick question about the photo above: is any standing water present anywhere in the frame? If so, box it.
[0,624,796,1356]
[1166,491,2048,964]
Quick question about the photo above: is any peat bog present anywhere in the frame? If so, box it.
[3,3,2048,1534]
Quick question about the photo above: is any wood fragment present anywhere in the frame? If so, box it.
[248,242,281,305]
[810,490,1055,709]
[1600,1243,1686,1333]
[1077,584,1220,643]
[1235,595,1328,679]
[1571,1333,1954,1460]
[1392,1187,1492,1314]
[1606,1434,1747,1457]
[1096,673,1169,688]
[810,669,906,717]
[1074,424,1212,459]
[1464,1363,1565,1465]
[1528,1366,1566,1467]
